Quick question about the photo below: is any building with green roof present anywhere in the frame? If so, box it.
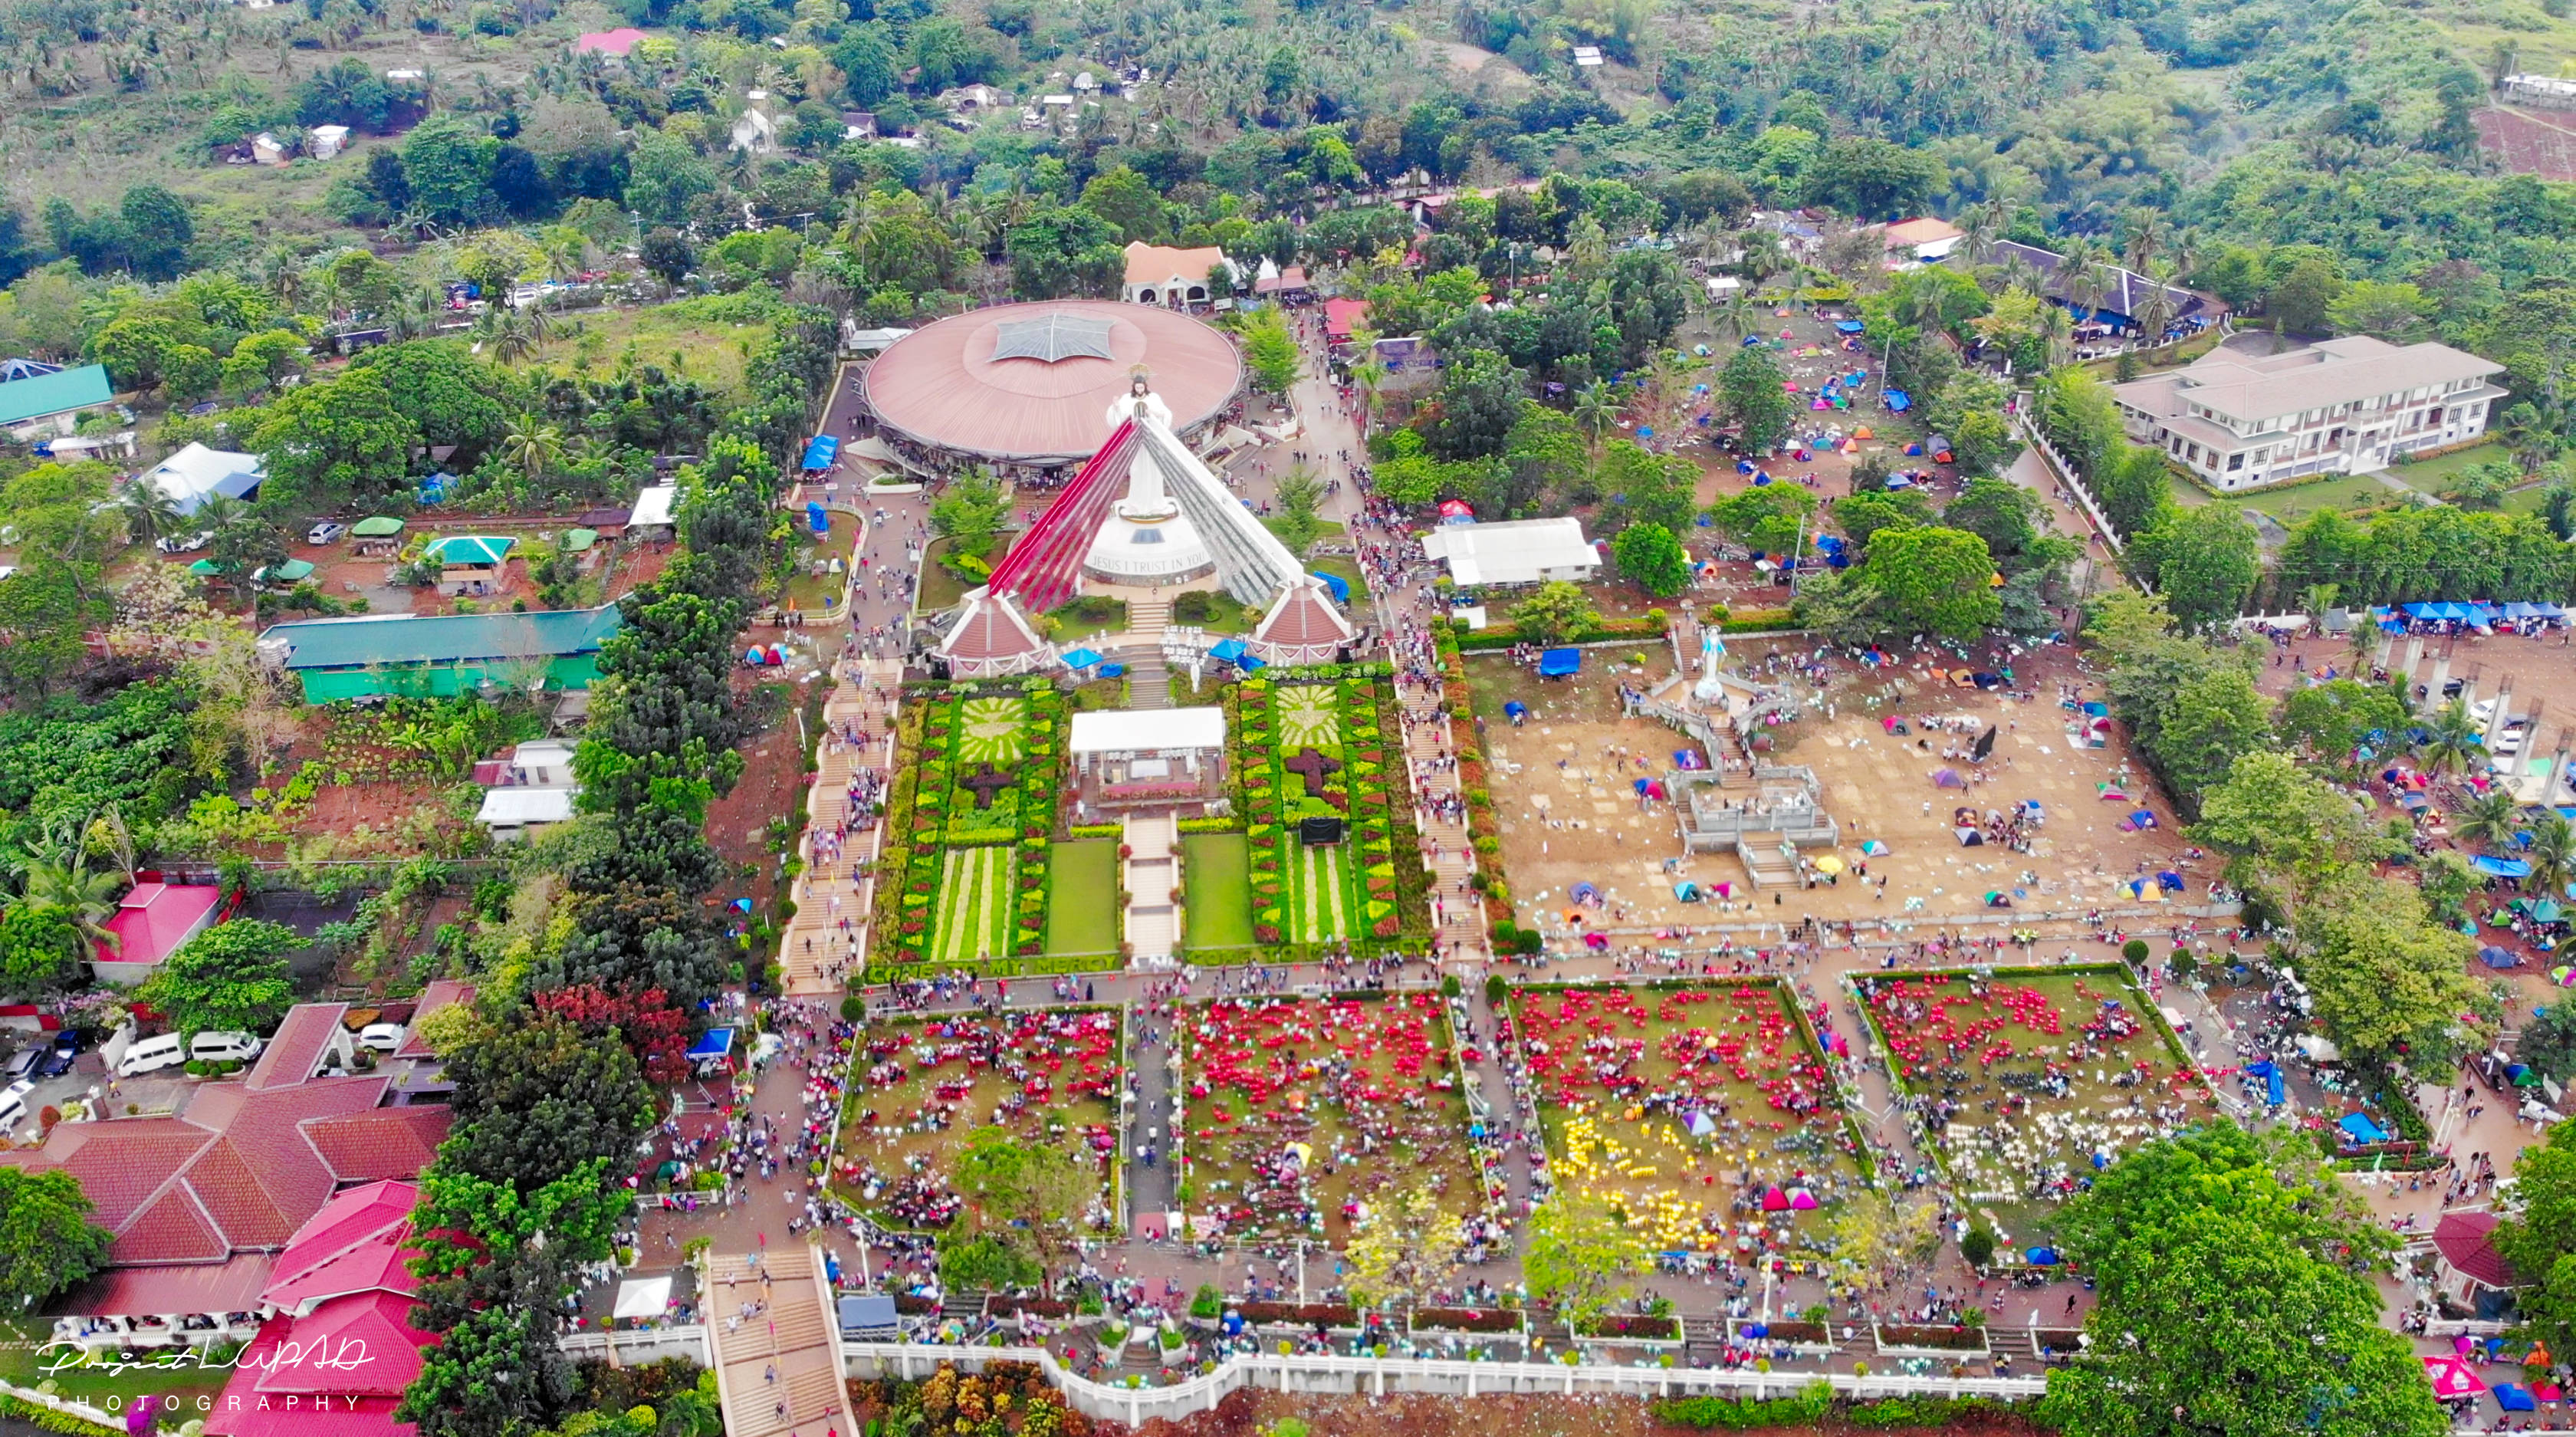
[255,606,623,702]
[0,363,113,436]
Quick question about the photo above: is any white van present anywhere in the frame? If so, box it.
[117,1034,187,1077]
[0,1079,29,1133]
[189,1032,264,1066]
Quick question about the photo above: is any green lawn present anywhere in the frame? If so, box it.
[2228,474,2408,521]
[1310,556,1370,601]
[916,534,1014,613]
[0,1320,239,1409]
[1046,840,1121,956]
[2389,440,2508,492]
[1171,588,1260,633]
[1044,599,1129,643]
[1181,834,1255,952]
[932,846,1014,965]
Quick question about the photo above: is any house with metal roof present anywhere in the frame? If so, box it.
[140,442,266,515]
[257,606,624,702]
[424,534,514,594]
[0,363,114,439]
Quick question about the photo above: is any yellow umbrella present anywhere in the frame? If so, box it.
[1814,854,1845,875]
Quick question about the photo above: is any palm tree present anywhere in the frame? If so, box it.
[117,482,186,549]
[488,309,535,367]
[1571,380,1622,450]
[2532,811,2576,899]
[16,847,125,956]
[2455,789,2523,852]
[2420,699,2489,777]
[501,413,565,494]
[192,492,252,551]
[2298,582,2341,628]
[1739,229,1788,292]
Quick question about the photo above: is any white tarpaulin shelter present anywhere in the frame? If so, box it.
[1421,517,1598,586]
[613,1275,672,1320]
[1070,706,1225,756]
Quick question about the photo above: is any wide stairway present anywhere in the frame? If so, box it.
[1125,597,1172,707]
[706,1244,859,1437]
[1124,811,1178,962]
[1735,837,1799,891]
[780,657,903,995]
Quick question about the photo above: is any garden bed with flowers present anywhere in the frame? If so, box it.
[1229,666,1430,955]
[874,681,1071,968]
[1506,982,1868,1248]
[1852,965,2212,1218]
[832,1008,1125,1232]
[1176,993,1481,1245]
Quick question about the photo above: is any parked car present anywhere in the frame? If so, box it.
[156,530,213,554]
[307,521,349,545]
[1,1047,38,1081]
[34,1034,78,1079]
[356,1023,406,1053]
[0,1078,34,1131]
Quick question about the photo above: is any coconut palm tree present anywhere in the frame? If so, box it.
[2420,699,2489,777]
[117,482,186,549]
[1571,380,1622,450]
[15,844,125,956]
[2532,811,2576,899]
[2455,789,2524,852]
[488,309,536,366]
[501,413,566,495]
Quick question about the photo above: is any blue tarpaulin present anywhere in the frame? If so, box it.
[1883,389,1911,412]
[2338,1113,2390,1144]
[1538,648,1582,677]
[1309,570,1350,602]
[800,434,840,471]
[807,501,829,534]
[2475,855,2534,878]
[1834,320,1867,334]
[2247,1060,2285,1106]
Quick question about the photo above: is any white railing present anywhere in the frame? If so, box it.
[2011,408,2126,558]
[841,1340,2045,1425]
[557,1324,712,1366]
[0,1376,123,1432]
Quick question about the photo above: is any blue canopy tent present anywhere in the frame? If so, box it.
[800,434,840,472]
[1309,570,1351,602]
[2475,855,2534,879]
[1833,320,1867,334]
[1208,638,1249,663]
[1060,648,1105,670]
[1538,648,1582,677]
[806,501,829,534]
[2338,1113,2390,1144]
[688,1028,735,1072]
[2465,603,2499,626]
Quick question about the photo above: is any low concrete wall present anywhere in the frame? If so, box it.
[558,1324,713,1367]
[843,1341,2045,1427]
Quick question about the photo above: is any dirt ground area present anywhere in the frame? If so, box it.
[702,679,813,916]
[2481,105,2576,182]
[1478,639,2203,933]
[1132,1386,2045,1437]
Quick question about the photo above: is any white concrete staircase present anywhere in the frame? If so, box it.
[780,657,902,993]
[705,1244,859,1437]
[1122,811,1176,962]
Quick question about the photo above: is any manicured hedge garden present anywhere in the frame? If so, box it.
[1229,664,1431,955]
[872,679,1070,967]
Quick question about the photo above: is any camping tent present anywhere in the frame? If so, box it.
[1931,768,1967,788]
[2128,809,2157,829]
[2482,945,2522,969]
[1955,827,1985,847]
[613,1275,674,1320]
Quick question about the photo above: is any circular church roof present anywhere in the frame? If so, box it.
[861,301,1244,466]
